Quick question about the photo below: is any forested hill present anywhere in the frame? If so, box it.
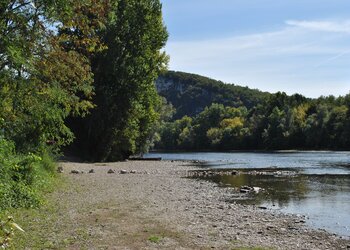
[156,71,270,119]
[156,71,350,151]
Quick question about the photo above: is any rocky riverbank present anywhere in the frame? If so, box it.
[15,160,350,249]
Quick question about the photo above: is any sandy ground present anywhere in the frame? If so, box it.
[19,160,350,249]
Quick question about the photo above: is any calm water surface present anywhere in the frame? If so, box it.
[146,151,350,237]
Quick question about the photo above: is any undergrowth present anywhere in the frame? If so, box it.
[0,138,58,248]
[0,139,56,210]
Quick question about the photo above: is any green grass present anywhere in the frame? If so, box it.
[0,174,67,249]
[148,235,162,243]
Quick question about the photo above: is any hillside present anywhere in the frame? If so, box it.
[156,71,270,119]
[155,71,350,151]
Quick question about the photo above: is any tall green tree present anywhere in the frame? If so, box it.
[70,0,168,161]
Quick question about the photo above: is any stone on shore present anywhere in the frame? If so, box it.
[107,169,115,174]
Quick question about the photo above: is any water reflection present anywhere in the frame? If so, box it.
[198,173,309,206]
[147,152,350,236]
[316,162,350,170]
[196,171,350,237]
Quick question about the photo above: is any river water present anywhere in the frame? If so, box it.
[145,151,350,237]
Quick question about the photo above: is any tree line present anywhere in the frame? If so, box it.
[156,92,350,151]
[0,0,167,210]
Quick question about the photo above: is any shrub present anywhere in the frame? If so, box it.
[0,139,56,211]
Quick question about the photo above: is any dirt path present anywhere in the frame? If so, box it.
[14,161,350,249]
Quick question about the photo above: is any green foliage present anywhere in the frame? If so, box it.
[1,0,169,163]
[0,0,108,213]
[156,116,193,150]
[0,0,106,153]
[148,235,162,243]
[69,0,169,161]
[0,139,57,211]
[157,87,350,151]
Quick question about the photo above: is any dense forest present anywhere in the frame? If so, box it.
[0,0,167,216]
[156,71,350,151]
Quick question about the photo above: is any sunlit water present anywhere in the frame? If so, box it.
[146,151,350,237]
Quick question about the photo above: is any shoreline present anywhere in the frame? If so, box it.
[14,160,350,249]
[148,149,350,154]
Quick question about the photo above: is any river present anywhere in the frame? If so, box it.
[145,151,350,237]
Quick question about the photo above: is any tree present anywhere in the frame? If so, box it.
[177,116,193,149]
[262,107,289,149]
[0,0,105,152]
[192,103,226,148]
[70,0,169,161]
[341,94,350,148]
[326,105,348,148]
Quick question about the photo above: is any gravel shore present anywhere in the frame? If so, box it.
[22,160,350,249]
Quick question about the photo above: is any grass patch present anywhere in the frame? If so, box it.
[148,235,162,243]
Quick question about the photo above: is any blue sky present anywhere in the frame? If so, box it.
[161,0,350,98]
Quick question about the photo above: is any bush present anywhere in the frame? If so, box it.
[0,139,56,211]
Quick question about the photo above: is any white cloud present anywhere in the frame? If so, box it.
[285,20,350,34]
[166,19,350,97]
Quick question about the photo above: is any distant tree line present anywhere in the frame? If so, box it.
[156,92,350,151]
